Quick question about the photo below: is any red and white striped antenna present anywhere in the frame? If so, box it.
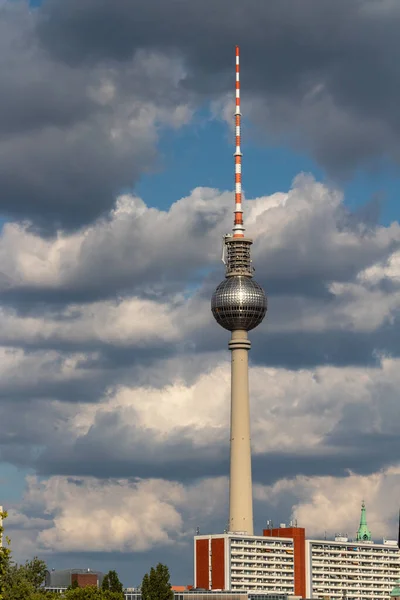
[233,45,244,238]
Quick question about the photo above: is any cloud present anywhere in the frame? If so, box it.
[7,467,400,559]
[0,176,399,376]
[0,2,192,231]
[2,350,400,487]
[0,0,399,231]
[0,177,400,486]
[0,175,399,306]
[0,188,230,302]
[37,0,400,175]
[8,474,227,554]
[255,467,400,541]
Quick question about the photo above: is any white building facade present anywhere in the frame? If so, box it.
[194,534,295,594]
[306,537,400,600]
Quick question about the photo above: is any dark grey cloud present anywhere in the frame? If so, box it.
[35,437,399,484]
[0,308,397,371]
[0,175,398,313]
[0,122,155,231]
[36,426,230,481]
[4,422,399,514]
[251,325,400,369]
[3,371,400,485]
[194,308,400,369]
[0,289,399,373]
[37,0,400,176]
[0,2,190,231]
[0,3,94,136]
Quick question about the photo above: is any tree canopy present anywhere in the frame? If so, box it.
[102,570,123,594]
[0,509,12,600]
[141,563,174,600]
[0,510,52,600]
[64,588,124,599]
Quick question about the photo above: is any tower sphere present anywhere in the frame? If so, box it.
[211,276,267,332]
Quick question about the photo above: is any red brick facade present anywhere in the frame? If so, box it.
[211,538,225,589]
[263,527,306,598]
[71,573,98,588]
[195,538,210,589]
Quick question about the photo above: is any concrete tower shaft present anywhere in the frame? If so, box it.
[211,46,267,536]
[229,329,253,534]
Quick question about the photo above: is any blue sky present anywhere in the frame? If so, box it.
[136,107,399,226]
[0,465,29,503]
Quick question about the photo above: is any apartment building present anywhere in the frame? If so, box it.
[194,503,400,599]
[306,537,400,600]
[194,533,295,594]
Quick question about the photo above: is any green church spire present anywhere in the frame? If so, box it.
[356,500,372,542]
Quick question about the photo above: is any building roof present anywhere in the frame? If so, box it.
[356,500,372,542]
[45,569,104,588]
[195,533,294,542]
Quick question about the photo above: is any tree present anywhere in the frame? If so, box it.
[102,570,123,594]
[3,557,48,599]
[21,557,47,591]
[141,563,173,600]
[102,574,109,591]
[0,511,57,600]
[0,510,11,600]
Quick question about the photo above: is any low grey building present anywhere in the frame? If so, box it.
[45,568,104,591]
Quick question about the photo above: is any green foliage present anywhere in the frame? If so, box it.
[0,511,54,600]
[141,563,173,600]
[2,570,33,600]
[21,557,47,590]
[101,570,123,594]
[0,511,12,600]
[102,574,109,591]
[8,589,59,600]
[64,588,124,599]
[68,579,80,590]
[3,557,47,599]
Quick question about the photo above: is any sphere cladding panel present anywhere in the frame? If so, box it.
[211,276,267,331]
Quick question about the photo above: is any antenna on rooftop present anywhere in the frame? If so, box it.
[398,508,400,548]
[266,519,273,532]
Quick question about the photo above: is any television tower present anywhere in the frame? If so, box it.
[211,46,267,535]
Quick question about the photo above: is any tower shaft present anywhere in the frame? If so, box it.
[229,330,253,534]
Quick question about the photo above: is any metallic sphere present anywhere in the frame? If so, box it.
[211,276,267,332]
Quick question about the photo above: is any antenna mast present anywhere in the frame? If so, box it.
[233,46,244,238]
